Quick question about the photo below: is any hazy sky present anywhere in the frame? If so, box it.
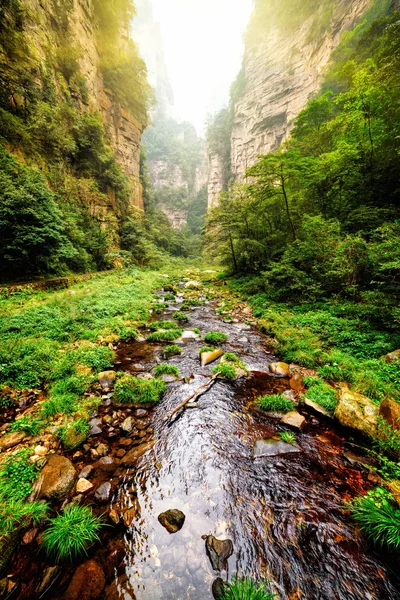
[150,0,253,134]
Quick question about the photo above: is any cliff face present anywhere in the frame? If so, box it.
[231,0,372,179]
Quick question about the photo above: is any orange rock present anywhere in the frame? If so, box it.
[63,560,105,600]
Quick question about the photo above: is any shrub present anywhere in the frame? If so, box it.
[204,331,228,344]
[163,345,182,358]
[41,504,103,562]
[212,363,237,379]
[280,431,296,445]
[220,576,277,600]
[351,487,400,551]
[303,377,337,414]
[153,364,180,378]
[114,374,166,404]
[173,311,189,323]
[147,329,183,342]
[257,394,295,413]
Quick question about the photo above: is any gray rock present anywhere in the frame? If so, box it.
[133,409,148,418]
[94,481,113,503]
[158,509,185,534]
[205,535,233,572]
[212,578,226,600]
[254,439,301,457]
[90,425,102,436]
[36,566,61,597]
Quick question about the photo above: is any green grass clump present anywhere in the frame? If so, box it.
[0,499,48,537]
[10,415,43,436]
[114,374,166,404]
[147,329,183,342]
[163,293,176,301]
[163,345,182,358]
[58,418,90,450]
[153,364,180,378]
[151,302,169,314]
[351,487,400,551]
[279,431,296,445]
[212,363,237,380]
[200,346,215,354]
[41,504,103,562]
[257,394,295,413]
[193,328,201,335]
[173,311,189,323]
[204,331,228,344]
[224,352,240,362]
[149,320,178,331]
[220,576,276,600]
[303,376,337,414]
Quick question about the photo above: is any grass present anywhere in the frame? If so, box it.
[200,346,215,354]
[153,364,180,378]
[149,320,178,331]
[41,504,103,562]
[279,431,296,445]
[303,376,338,414]
[351,487,400,551]
[220,576,277,600]
[204,331,228,344]
[163,293,176,301]
[114,374,166,404]
[10,415,43,436]
[373,417,400,460]
[224,352,240,362]
[173,311,189,323]
[147,329,183,342]
[58,418,90,450]
[257,394,296,413]
[163,345,182,358]
[151,301,169,314]
[212,363,237,379]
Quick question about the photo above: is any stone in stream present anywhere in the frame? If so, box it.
[36,566,61,597]
[205,535,233,572]
[36,454,76,500]
[281,411,306,430]
[94,481,113,503]
[269,362,291,377]
[158,509,186,534]
[121,416,134,433]
[63,560,105,600]
[212,578,226,600]
[120,441,155,466]
[334,385,378,437]
[254,439,301,457]
[200,348,223,367]
[76,478,93,494]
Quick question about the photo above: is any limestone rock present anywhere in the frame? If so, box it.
[120,441,155,466]
[63,560,105,600]
[201,348,223,367]
[158,509,185,534]
[37,454,76,500]
[0,431,24,450]
[379,398,400,431]
[205,535,233,572]
[184,280,202,289]
[280,411,305,430]
[334,385,378,438]
[269,362,290,377]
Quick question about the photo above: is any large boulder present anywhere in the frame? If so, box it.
[37,454,76,500]
[63,560,105,600]
[334,385,378,438]
[379,398,400,431]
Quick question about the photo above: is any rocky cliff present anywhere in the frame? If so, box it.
[208,0,374,206]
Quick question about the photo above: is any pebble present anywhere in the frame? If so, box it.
[76,478,93,494]
[79,465,93,479]
[34,445,48,456]
[94,482,113,503]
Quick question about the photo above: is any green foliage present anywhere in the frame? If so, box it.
[173,311,189,323]
[163,293,176,301]
[163,345,182,358]
[114,374,166,404]
[0,448,40,501]
[149,320,178,331]
[212,363,237,380]
[58,418,90,450]
[351,487,400,551]
[373,417,400,460]
[371,452,400,481]
[10,415,42,435]
[257,394,295,413]
[0,499,48,538]
[303,377,337,414]
[41,504,102,562]
[220,576,276,600]
[153,364,180,378]
[224,352,239,362]
[193,328,201,335]
[204,331,228,344]
[147,329,183,342]
[200,346,215,354]
[279,431,296,445]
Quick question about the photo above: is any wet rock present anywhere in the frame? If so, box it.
[63,560,105,600]
[122,505,140,527]
[97,538,126,581]
[343,451,375,470]
[269,362,290,377]
[384,349,400,363]
[281,411,305,430]
[37,454,76,500]
[93,456,119,477]
[96,443,109,456]
[200,348,223,367]
[304,398,332,418]
[205,535,233,572]
[79,465,94,479]
[90,425,102,436]
[76,478,93,494]
[0,431,24,450]
[22,527,38,544]
[104,575,130,600]
[36,566,61,597]
[379,398,400,431]
[121,416,134,433]
[254,439,301,457]
[34,445,48,456]
[334,385,378,438]
[94,482,113,503]
[63,428,87,450]
[290,372,304,392]
[120,441,155,466]
[98,371,116,391]
[116,448,126,458]
[212,578,225,600]
[133,409,148,418]
[179,330,200,342]
[186,402,199,409]
[109,509,120,525]
[158,509,185,534]
[160,374,179,383]
[282,390,297,402]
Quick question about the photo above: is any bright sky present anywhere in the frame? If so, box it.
[151,0,254,134]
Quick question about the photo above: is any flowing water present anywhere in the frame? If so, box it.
[109,291,399,600]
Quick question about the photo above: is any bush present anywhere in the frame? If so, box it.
[303,377,337,414]
[114,374,166,404]
[149,320,178,331]
[41,504,103,562]
[204,331,228,344]
[257,394,295,413]
[351,487,400,551]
